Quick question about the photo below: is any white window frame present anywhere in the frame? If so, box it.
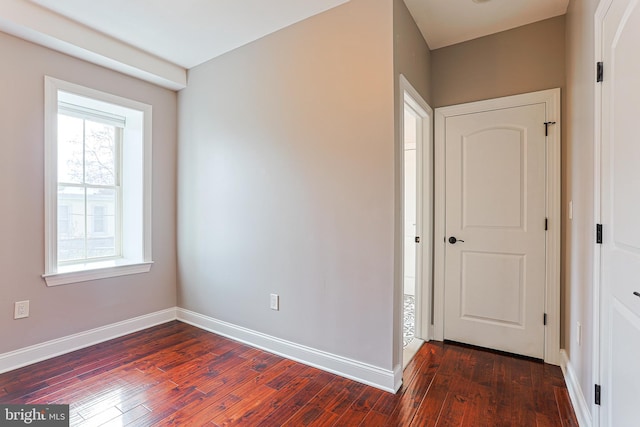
[43,76,153,286]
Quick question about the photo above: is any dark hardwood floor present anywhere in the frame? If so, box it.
[0,321,578,426]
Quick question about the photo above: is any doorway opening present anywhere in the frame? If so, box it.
[403,105,419,348]
[400,76,433,368]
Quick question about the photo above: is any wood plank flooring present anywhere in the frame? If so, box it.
[0,321,578,426]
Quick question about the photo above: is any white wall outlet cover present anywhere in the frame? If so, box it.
[270,294,279,311]
[14,300,30,319]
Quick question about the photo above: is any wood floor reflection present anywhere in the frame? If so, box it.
[0,321,578,426]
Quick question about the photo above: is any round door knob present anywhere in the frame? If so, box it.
[448,236,464,244]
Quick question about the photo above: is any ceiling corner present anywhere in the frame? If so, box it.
[0,0,186,90]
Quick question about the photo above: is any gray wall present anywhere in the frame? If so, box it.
[0,32,178,353]
[394,0,431,105]
[564,0,599,413]
[392,0,432,367]
[431,16,566,108]
[177,0,396,370]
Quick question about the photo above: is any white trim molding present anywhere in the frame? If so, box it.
[591,2,608,426]
[0,308,177,374]
[433,89,562,365]
[397,74,434,371]
[43,76,154,286]
[177,308,399,393]
[561,350,593,427]
[0,307,398,393]
[42,261,153,287]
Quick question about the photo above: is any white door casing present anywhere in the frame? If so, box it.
[596,0,640,425]
[434,89,561,365]
[398,75,433,356]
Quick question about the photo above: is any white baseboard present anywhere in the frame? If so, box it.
[393,363,403,392]
[0,307,400,394]
[560,349,593,427]
[0,308,177,374]
[176,308,399,393]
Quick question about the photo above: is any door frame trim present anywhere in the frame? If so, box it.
[593,4,606,426]
[433,89,561,365]
[398,75,433,355]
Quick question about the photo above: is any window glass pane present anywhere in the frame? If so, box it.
[87,188,117,258]
[58,185,85,262]
[84,121,116,186]
[57,115,84,184]
[58,205,70,235]
[93,206,106,233]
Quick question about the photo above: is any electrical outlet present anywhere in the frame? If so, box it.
[577,322,582,346]
[14,300,29,319]
[270,294,279,311]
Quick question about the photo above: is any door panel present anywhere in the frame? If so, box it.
[461,251,524,325]
[444,104,546,359]
[462,128,525,229]
[610,305,640,426]
[601,0,640,424]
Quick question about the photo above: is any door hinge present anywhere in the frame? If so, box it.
[544,121,557,136]
[595,384,601,405]
[415,236,420,243]
[597,62,604,83]
[544,313,547,325]
[596,224,603,244]
[545,218,548,231]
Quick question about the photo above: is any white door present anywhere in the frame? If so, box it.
[599,0,640,425]
[443,103,547,359]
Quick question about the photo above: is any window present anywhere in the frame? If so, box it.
[57,112,120,262]
[43,77,153,286]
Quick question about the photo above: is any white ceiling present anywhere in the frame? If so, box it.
[0,0,569,90]
[404,0,569,50]
[28,0,350,69]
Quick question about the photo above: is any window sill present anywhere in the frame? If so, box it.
[42,260,153,287]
